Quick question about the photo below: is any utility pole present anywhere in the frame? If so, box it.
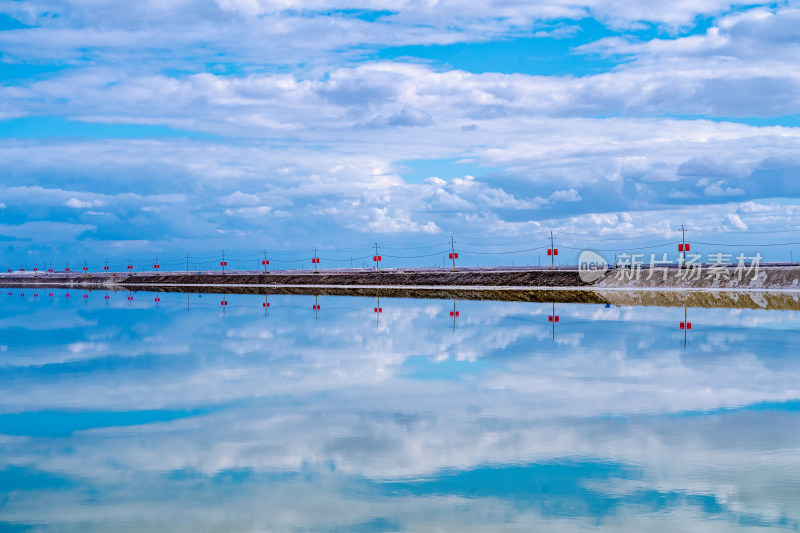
[374,242,380,272]
[221,250,225,274]
[186,253,190,274]
[313,247,318,273]
[681,224,686,267]
[550,231,555,270]
[263,250,268,273]
[450,236,457,272]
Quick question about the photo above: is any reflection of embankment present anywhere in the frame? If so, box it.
[4,281,798,310]
[593,289,800,310]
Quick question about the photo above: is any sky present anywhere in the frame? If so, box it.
[1,0,800,268]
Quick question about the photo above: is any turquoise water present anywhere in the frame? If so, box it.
[1,289,799,532]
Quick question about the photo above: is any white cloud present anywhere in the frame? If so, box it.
[64,198,98,208]
[548,188,582,202]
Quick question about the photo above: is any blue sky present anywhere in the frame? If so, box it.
[1,0,800,267]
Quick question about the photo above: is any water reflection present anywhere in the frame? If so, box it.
[1,289,799,531]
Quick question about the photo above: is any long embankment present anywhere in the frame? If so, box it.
[2,265,800,310]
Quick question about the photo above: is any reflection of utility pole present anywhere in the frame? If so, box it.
[187,292,190,314]
[263,294,270,316]
[313,294,320,322]
[374,296,382,326]
[549,301,560,340]
[450,299,459,333]
[154,291,161,309]
[680,306,692,348]
[221,293,228,316]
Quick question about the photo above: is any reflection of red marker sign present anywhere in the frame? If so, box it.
[374,307,382,313]
[263,302,270,307]
[220,300,227,306]
[313,304,320,310]
[549,315,560,322]
[450,311,459,317]
[680,322,692,329]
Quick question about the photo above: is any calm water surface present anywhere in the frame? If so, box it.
[1,289,799,532]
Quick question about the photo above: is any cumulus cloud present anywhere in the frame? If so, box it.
[0,1,798,261]
[64,198,100,208]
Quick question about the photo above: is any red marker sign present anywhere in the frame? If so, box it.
[312,258,320,264]
[547,249,559,256]
[679,244,691,252]
[448,253,459,259]
[262,260,269,265]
